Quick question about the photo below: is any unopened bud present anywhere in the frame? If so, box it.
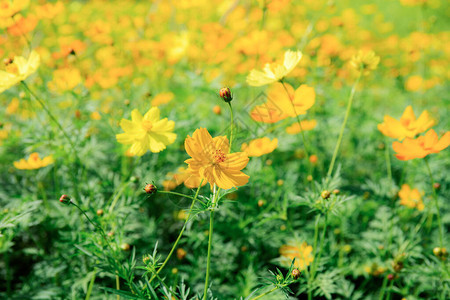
[96,209,104,216]
[143,256,150,264]
[213,105,221,115]
[59,194,71,204]
[121,243,130,251]
[291,268,300,279]
[144,183,157,194]
[257,199,265,207]
[332,189,340,195]
[387,274,395,281]
[176,248,187,260]
[321,190,331,199]
[433,182,441,190]
[219,87,233,102]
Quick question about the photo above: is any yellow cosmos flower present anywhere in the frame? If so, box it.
[152,92,174,106]
[286,119,317,134]
[241,137,278,157]
[350,50,380,75]
[378,106,435,141]
[405,75,423,92]
[48,68,82,92]
[246,49,302,86]
[116,107,176,156]
[279,241,314,270]
[398,184,424,211]
[172,167,207,189]
[392,129,450,161]
[14,152,54,170]
[250,100,286,124]
[184,128,249,190]
[272,82,316,117]
[0,50,40,93]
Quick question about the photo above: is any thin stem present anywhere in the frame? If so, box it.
[424,158,443,248]
[384,137,392,183]
[379,275,388,300]
[326,71,362,180]
[203,209,215,300]
[21,82,77,152]
[158,190,206,205]
[250,286,279,300]
[308,215,321,300]
[149,182,203,284]
[108,182,131,213]
[310,214,328,279]
[116,274,120,300]
[280,80,311,161]
[85,270,97,300]
[228,102,234,150]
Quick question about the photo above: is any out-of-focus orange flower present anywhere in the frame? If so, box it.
[52,40,86,59]
[405,75,423,92]
[279,241,314,270]
[48,68,82,92]
[286,119,317,134]
[172,167,207,189]
[392,129,450,160]
[241,137,278,157]
[14,152,54,170]
[0,0,29,20]
[152,92,174,106]
[378,106,435,140]
[7,14,38,36]
[398,184,424,211]
[36,1,64,19]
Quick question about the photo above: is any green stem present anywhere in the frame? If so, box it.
[308,215,321,300]
[326,71,362,180]
[116,274,120,300]
[85,270,97,300]
[203,209,215,300]
[149,182,203,284]
[228,102,234,151]
[379,275,388,300]
[384,137,392,183]
[250,285,279,300]
[108,182,130,213]
[424,158,443,248]
[310,214,328,279]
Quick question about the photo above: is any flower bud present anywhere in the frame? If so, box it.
[332,189,340,195]
[143,255,150,264]
[144,183,157,194]
[433,247,441,257]
[387,274,395,281]
[291,268,300,279]
[59,194,71,204]
[121,243,130,251]
[433,182,441,190]
[96,209,104,216]
[177,248,187,260]
[257,199,265,207]
[219,87,233,102]
[321,190,331,199]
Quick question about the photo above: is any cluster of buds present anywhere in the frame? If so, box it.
[144,183,157,194]
[59,194,72,205]
[219,87,233,103]
[433,247,448,261]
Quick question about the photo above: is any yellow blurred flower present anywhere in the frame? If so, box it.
[378,106,435,140]
[405,75,423,92]
[0,50,40,93]
[90,111,101,120]
[286,119,317,134]
[392,129,450,160]
[184,128,249,190]
[241,137,278,157]
[274,82,316,117]
[172,166,207,189]
[350,50,380,75]
[398,184,424,211]
[48,68,82,92]
[116,107,177,156]
[152,92,174,106]
[279,241,314,270]
[14,152,54,170]
[246,49,302,86]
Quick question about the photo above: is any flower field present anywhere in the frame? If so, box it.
[1,0,449,299]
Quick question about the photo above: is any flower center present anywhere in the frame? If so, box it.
[212,149,226,164]
[141,120,153,131]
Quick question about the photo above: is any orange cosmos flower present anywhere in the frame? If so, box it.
[286,119,317,134]
[392,129,450,160]
[7,14,38,36]
[271,82,315,118]
[279,241,314,270]
[398,184,424,211]
[378,106,435,141]
[184,128,249,190]
[250,100,286,123]
[14,152,54,170]
[241,137,278,157]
